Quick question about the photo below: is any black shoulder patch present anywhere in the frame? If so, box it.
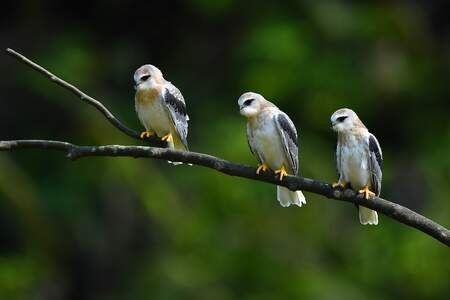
[165,90,187,117]
[369,135,382,168]
[278,114,298,146]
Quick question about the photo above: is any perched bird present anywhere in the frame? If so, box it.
[238,92,306,207]
[331,108,383,225]
[134,64,189,155]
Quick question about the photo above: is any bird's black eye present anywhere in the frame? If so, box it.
[244,99,255,106]
[337,116,348,122]
[140,75,151,81]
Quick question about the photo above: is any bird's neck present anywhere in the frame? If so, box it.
[338,128,368,143]
[247,109,273,128]
[247,116,257,128]
[136,86,164,105]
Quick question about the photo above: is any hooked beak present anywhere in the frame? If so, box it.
[330,121,337,130]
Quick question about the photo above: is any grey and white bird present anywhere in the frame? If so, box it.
[134,64,189,154]
[331,108,383,225]
[238,92,306,207]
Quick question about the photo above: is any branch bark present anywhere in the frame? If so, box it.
[1,139,449,246]
[3,49,449,247]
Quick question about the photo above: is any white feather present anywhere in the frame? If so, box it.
[339,132,378,225]
[277,186,306,207]
[359,207,378,225]
[136,95,172,138]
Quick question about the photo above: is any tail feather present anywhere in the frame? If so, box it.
[359,206,378,225]
[168,133,190,166]
[170,134,188,151]
[277,186,306,207]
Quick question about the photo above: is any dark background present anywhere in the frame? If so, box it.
[0,1,449,299]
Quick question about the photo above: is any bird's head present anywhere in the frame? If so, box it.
[238,92,268,118]
[134,64,164,91]
[331,108,365,132]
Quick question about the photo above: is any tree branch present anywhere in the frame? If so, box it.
[3,49,449,247]
[1,139,449,247]
[5,48,165,146]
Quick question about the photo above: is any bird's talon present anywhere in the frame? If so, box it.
[140,131,154,139]
[358,186,375,199]
[274,166,288,181]
[161,133,173,143]
[332,181,347,189]
[256,164,269,175]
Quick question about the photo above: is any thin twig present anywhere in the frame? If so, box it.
[5,48,164,146]
[0,139,449,247]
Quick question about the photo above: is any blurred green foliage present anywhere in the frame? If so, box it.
[0,1,449,299]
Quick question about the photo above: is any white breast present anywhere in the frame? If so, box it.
[249,113,286,170]
[136,90,173,137]
[340,134,370,190]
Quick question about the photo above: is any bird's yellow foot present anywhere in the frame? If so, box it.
[140,130,155,139]
[256,163,269,175]
[161,133,173,143]
[332,181,348,188]
[359,186,376,199]
[274,165,288,181]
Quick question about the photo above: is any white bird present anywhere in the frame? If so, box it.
[134,64,189,156]
[238,92,306,207]
[331,108,383,225]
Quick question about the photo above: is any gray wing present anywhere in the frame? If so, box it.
[368,133,383,196]
[163,83,189,149]
[274,112,299,175]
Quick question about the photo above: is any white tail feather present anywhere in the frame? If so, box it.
[167,133,191,166]
[359,206,378,225]
[277,186,306,207]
